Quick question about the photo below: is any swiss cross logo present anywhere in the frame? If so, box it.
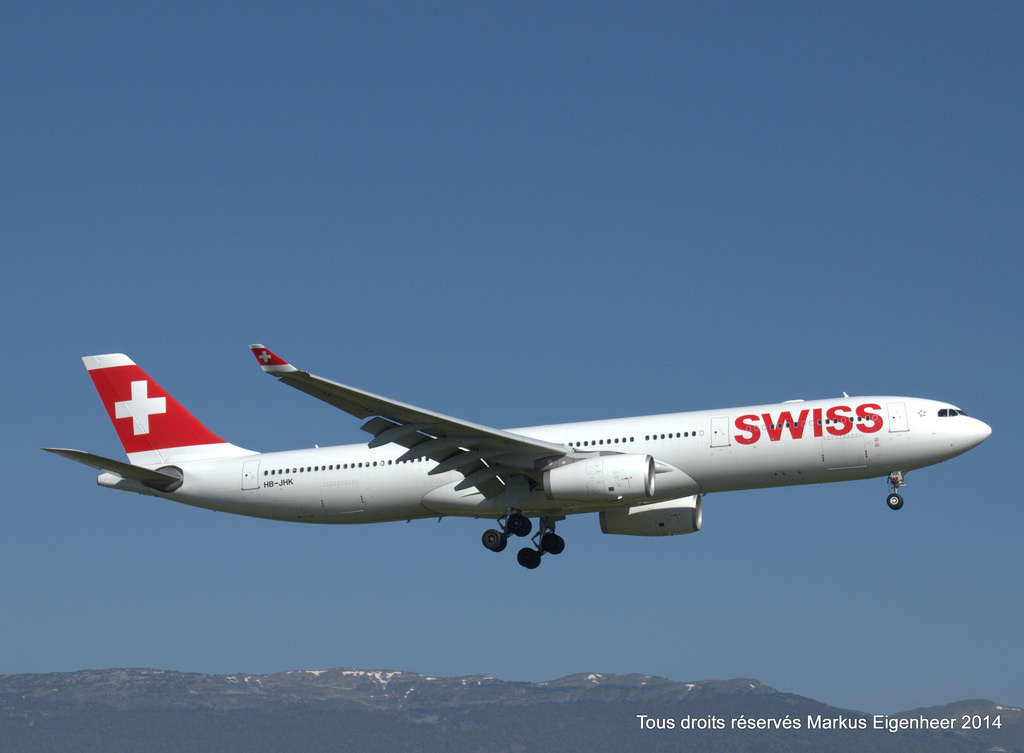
[258,350,272,364]
[115,380,167,435]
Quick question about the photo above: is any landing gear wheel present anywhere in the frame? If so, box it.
[886,471,906,511]
[506,513,532,538]
[540,532,565,555]
[482,529,508,552]
[517,547,542,569]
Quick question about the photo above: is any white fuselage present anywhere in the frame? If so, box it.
[100,396,991,525]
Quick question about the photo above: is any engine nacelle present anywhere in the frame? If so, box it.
[599,495,702,536]
[543,454,655,503]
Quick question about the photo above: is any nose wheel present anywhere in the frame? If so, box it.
[886,471,905,510]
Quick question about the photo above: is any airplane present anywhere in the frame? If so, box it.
[45,346,992,569]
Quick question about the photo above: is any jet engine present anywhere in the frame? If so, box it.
[543,454,655,503]
[599,495,702,536]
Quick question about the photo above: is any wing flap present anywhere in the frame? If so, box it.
[365,421,427,449]
[430,449,487,476]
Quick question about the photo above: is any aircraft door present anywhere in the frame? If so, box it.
[710,416,731,447]
[887,402,909,432]
[241,459,261,490]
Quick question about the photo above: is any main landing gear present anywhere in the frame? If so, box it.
[886,470,906,511]
[482,512,565,569]
[481,511,529,552]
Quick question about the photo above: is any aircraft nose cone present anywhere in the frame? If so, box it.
[970,418,992,446]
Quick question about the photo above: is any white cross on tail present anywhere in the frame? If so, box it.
[115,380,167,435]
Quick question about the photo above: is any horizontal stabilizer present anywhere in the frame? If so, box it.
[43,448,183,491]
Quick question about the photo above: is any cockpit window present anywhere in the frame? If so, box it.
[938,408,968,417]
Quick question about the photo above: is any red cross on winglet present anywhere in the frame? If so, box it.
[249,344,298,374]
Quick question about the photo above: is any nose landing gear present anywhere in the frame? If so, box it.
[887,471,905,510]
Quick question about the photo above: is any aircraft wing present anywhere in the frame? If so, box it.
[249,345,568,498]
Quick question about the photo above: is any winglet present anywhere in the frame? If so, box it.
[249,344,298,374]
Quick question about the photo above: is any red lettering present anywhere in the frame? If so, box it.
[762,413,784,442]
[826,405,853,436]
[856,403,883,433]
[788,409,810,439]
[734,414,760,445]
[761,409,810,441]
[737,403,883,444]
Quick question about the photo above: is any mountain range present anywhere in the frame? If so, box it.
[1,668,1020,752]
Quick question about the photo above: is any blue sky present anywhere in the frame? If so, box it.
[2,2,1020,715]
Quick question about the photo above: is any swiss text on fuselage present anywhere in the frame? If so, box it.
[733,403,884,445]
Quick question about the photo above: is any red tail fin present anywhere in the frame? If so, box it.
[84,354,250,464]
